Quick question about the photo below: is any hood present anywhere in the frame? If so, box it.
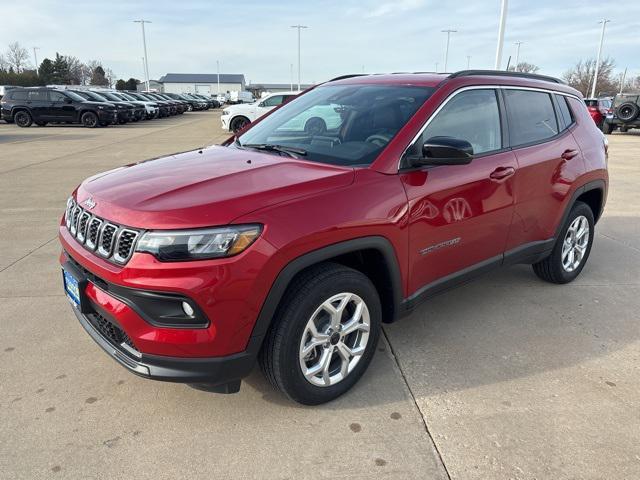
[76,145,354,229]
[82,100,116,108]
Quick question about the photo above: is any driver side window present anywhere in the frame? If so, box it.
[49,91,67,102]
[261,95,284,107]
[411,89,502,156]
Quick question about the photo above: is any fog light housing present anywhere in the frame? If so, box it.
[182,301,195,317]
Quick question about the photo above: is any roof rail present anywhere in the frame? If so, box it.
[448,70,565,85]
[327,74,368,82]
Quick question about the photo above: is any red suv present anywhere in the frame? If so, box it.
[60,71,608,405]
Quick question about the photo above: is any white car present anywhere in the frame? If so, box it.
[221,91,298,132]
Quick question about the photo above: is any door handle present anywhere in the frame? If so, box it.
[489,166,515,181]
[561,149,579,160]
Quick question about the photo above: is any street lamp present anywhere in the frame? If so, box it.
[466,55,471,69]
[217,60,220,95]
[290,25,308,91]
[441,29,457,72]
[494,0,509,69]
[134,19,152,91]
[32,47,40,71]
[590,19,610,99]
[514,41,523,71]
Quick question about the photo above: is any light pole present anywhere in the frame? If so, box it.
[290,63,293,91]
[441,29,456,72]
[290,25,308,91]
[590,19,610,99]
[32,47,40,71]
[466,55,471,69]
[494,0,509,69]
[134,19,152,91]
[216,60,220,95]
[619,67,627,94]
[435,62,439,73]
[514,41,523,71]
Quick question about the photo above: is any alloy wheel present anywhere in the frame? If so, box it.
[561,215,590,272]
[298,292,370,387]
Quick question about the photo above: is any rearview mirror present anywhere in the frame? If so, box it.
[409,136,474,167]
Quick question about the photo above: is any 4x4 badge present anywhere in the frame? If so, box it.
[84,197,97,209]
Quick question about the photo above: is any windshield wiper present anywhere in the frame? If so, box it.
[242,143,307,158]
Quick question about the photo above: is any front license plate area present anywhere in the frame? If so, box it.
[62,262,89,313]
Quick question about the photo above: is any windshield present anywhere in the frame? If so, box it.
[85,91,109,102]
[64,91,86,102]
[119,93,136,101]
[236,84,434,167]
[101,92,122,102]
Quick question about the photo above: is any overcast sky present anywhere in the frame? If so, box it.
[3,0,639,84]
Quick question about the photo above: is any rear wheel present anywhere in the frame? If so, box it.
[532,201,595,284]
[14,110,32,128]
[81,111,99,128]
[259,263,381,405]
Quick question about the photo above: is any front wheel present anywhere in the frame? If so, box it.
[230,116,249,133]
[81,111,99,128]
[532,201,595,284]
[601,121,614,134]
[259,263,381,405]
[14,110,33,128]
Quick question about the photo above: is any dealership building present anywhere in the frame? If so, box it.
[158,73,246,95]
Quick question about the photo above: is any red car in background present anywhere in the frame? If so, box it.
[585,97,612,129]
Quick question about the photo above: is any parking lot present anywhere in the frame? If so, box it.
[1,111,639,479]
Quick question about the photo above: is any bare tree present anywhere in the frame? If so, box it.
[82,59,101,85]
[616,72,640,94]
[65,56,84,84]
[0,54,9,72]
[563,57,616,97]
[104,68,116,88]
[5,42,31,72]
[509,62,540,73]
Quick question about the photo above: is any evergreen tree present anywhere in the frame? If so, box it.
[90,65,109,86]
[125,78,140,91]
[52,53,70,84]
[38,58,55,85]
[115,79,127,90]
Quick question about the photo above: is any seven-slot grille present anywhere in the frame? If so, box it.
[65,198,140,265]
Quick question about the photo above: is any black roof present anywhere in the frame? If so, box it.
[158,73,245,84]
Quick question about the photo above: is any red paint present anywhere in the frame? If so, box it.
[60,73,608,361]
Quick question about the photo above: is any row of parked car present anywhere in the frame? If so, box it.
[0,87,222,128]
[585,94,640,134]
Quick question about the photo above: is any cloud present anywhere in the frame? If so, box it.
[365,0,426,18]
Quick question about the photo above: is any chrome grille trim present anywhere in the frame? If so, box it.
[64,198,141,266]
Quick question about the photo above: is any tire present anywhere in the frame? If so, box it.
[186,104,193,112]
[81,111,99,128]
[35,121,48,127]
[601,121,614,134]
[532,201,595,284]
[14,110,32,128]
[615,102,639,122]
[231,116,250,133]
[620,125,629,133]
[259,263,381,405]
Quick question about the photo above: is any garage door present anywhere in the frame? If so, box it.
[195,84,211,94]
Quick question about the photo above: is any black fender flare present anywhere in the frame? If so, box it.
[555,179,607,239]
[248,236,404,342]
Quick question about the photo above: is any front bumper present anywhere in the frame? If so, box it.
[221,114,230,130]
[97,110,118,124]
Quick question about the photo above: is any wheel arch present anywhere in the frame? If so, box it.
[556,179,606,239]
[11,106,30,118]
[249,236,404,344]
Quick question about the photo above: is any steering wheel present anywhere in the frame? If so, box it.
[304,117,327,136]
[364,133,391,147]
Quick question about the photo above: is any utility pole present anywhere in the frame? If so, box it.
[514,41,523,71]
[290,63,293,91]
[134,19,152,91]
[441,29,456,72]
[494,0,509,69]
[620,67,627,94]
[466,55,471,69]
[217,60,220,95]
[590,19,610,99]
[32,47,40,71]
[290,25,308,91]
[435,62,439,73]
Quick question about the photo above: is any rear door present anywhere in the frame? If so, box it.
[25,90,49,120]
[400,88,518,293]
[503,88,586,250]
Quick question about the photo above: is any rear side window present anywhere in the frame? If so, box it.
[504,89,558,147]
[27,91,47,101]
[411,89,502,156]
[9,90,27,101]
[555,95,574,129]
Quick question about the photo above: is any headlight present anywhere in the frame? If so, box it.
[135,225,262,261]
[222,109,229,116]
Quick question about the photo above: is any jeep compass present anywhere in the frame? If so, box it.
[59,71,608,405]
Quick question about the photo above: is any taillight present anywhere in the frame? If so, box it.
[587,106,598,113]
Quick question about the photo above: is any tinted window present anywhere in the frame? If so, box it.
[26,91,46,101]
[504,89,558,146]
[49,91,67,102]
[556,95,574,129]
[9,90,27,100]
[262,95,284,107]
[410,89,502,156]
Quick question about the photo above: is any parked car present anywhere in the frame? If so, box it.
[128,92,171,117]
[96,91,146,122]
[71,90,135,125]
[228,90,254,104]
[156,93,189,113]
[0,85,17,101]
[144,92,179,115]
[110,91,159,119]
[192,93,220,109]
[602,93,640,134]
[59,71,608,405]
[584,97,611,129]
[215,94,227,105]
[182,93,210,110]
[221,91,298,132]
[0,87,117,127]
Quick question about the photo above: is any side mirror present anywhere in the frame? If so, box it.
[409,136,474,167]
[258,102,265,107]
[64,97,73,104]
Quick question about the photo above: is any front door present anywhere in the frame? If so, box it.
[47,91,76,122]
[400,88,517,295]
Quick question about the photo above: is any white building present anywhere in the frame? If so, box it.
[159,73,246,95]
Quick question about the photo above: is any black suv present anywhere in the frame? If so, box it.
[0,88,117,128]
[603,93,640,133]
